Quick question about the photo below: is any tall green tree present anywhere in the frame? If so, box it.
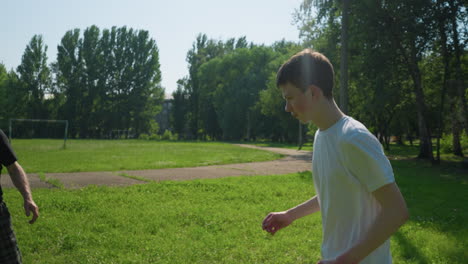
[257,41,305,142]
[185,34,227,138]
[0,69,27,120]
[448,0,468,135]
[56,26,163,138]
[340,0,349,114]
[376,1,437,160]
[171,78,190,137]
[295,0,440,161]
[17,35,51,119]
[80,25,102,137]
[0,64,8,119]
[56,29,83,137]
[127,28,164,135]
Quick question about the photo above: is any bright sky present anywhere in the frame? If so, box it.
[0,0,302,95]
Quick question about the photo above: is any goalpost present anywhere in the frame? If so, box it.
[9,119,69,149]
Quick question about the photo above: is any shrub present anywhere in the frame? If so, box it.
[161,130,177,141]
[139,133,149,140]
[149,133,161,140]
[440,133,468,154]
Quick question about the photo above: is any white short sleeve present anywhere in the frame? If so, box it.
[342,131,395,192]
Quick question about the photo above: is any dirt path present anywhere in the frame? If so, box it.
[1,144,312,189]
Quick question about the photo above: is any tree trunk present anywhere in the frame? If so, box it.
[385,11,433,161]
[435,8,451,164]
[298,121,303,150]
[452,118,464,157]
[246,111,251,141]
[448,80,464,157]
[408,46,433,161]
[340,0,349,114]
[450,1,468,134]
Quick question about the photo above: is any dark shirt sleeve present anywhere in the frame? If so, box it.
[0,129,17,167]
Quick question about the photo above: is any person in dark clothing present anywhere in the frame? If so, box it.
[0,129,39,264]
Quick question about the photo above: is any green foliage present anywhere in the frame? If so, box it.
[16,35,51,119]
[149,133,161,141]
[440,133,468,154]
[292,0,467,159]
[148,120,160,135]
[257,41,305,142]
[306,123,318,139]
[198,46,275,140]
[138,129,178,141]
[53,25,164,138]
[174,34,306,142]
[0,64,7,118]
[138,133,150,140]
[171,78,190,137]
[161,130,177,141]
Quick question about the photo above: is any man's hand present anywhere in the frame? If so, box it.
[262,211,293,235]
[24,199,39,224]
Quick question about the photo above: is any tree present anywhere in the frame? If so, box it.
[448,0,468,135]
[55,26,164,138]
[80,25,102,137]
[17,35,51,119]
[56,29,83,137]
[340,0,349,114]
[171,78,190,137]
[257,41,305,142]
[381,1,437,160]
[1,69,28,120]
[0,64,7,119]
[295,0,439,161]
[185,34,226,138]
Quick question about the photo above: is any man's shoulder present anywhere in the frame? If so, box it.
[337,117,383,153]
[340,117,372,141]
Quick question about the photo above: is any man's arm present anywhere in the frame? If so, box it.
[6,161,39,224]
[286,195,321,220]
[330,182,409,264]
[262,195,320,235]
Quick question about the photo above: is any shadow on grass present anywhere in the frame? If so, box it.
[386,143,420,157]
[391,158,468,262]
[393,231,431,264]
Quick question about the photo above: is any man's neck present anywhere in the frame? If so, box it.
[314,99,345,131]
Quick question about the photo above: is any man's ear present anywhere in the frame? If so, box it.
[308,85,321,98]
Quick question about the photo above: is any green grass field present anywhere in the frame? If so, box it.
[10,139,282,173]
[2,141,467,263]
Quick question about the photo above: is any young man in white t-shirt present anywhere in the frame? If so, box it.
[262,49,409,264]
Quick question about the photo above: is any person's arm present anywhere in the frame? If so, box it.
[286,195,320,220]
[6,161,39,224]
[262,195,320,235]
[319,183,409,264]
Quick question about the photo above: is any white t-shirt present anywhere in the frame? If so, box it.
[312,116,395,263]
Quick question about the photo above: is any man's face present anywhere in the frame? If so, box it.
[280,82,313,123]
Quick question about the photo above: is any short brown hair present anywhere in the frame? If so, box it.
[276,49,334,99]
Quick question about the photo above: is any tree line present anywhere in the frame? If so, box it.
[171,35,305,142]
[0,0,466,162]
[0,25,163,138]
[171,0,467,162]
